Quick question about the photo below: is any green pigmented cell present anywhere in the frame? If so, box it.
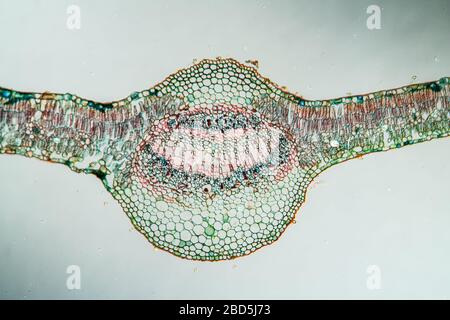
[205,225,215,237]
[0,58,449,261]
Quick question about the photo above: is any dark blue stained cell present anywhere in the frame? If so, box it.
[249,114,261,128]
[426,82,442,93]
[167,118,177,128]
[1,90,12,98]
[130,92,140,100]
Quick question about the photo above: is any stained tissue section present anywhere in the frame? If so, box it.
[256,80,449,172]
[132,104,296,199]
[0,58,448,261]
[116,103,304,260]
[0,94,182,174]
